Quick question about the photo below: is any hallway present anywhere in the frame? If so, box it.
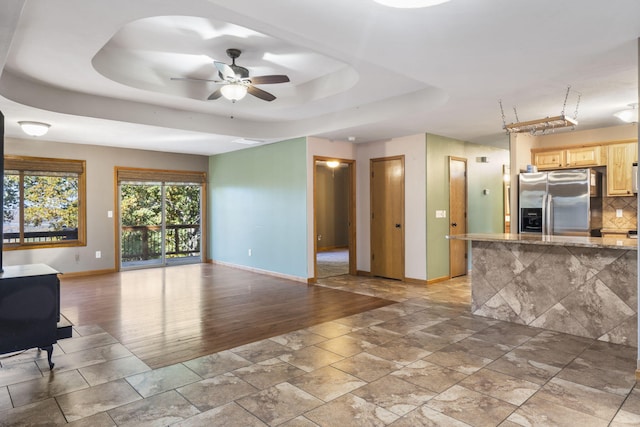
[316,248,349,278]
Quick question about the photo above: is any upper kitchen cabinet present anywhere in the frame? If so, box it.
[532,145,604,170]
[532,149,565,170]
[607,142,638,196]
[566,146,603,168]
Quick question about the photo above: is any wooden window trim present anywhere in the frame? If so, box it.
[3,155,86,250]
[116,167,206,184]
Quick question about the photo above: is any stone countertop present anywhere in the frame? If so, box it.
[448,233,638,250]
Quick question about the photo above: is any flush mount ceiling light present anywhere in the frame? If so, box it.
[326,161,340,168]
[220,83,248,102]
[18,121,50,137]
[373,0,451,8]
[499,86,581,135]
[614,103,638,123]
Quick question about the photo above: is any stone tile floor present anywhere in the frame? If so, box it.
[1,274,639,426]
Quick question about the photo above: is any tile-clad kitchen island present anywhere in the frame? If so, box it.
[449,233,637,348]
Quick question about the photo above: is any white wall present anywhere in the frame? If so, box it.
[4,137,208,274]
[355,134,427,281]
[306,136,356,278]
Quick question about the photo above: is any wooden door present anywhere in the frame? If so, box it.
[449,157,467,278]
[370,157,404,280]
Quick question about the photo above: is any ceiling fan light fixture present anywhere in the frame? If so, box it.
[373,0,451,8]
[18,121,50,137]
[220,83,248,102]
[614,103,638,123]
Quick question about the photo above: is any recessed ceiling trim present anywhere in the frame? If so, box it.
[373,0,451,8]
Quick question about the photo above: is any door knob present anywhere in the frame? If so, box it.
[395,224,402,228]
[451,223,457,227]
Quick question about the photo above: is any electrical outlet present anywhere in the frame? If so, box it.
[435,210,447,218]
[616,209,623,218]
[95,251,101,259]
[317,235,322,241]
[75,253,80,262]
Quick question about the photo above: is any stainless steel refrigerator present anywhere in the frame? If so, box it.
[519,169,601,236]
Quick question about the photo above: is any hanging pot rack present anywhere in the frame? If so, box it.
[500,86,581,135]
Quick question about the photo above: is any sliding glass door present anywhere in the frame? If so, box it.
[165,184,202,265]
[119,181,202,270]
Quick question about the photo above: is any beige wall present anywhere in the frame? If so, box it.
[510,124,637,177]
[3,137,208,274]
[356,134,427,281]
[531,124,637,149]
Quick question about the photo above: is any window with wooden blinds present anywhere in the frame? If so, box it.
[116,167,206,184]
[3,155,86,249]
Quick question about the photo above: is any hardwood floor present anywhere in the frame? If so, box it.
[60,263,393,369]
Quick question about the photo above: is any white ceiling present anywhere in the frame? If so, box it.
[0,0,638,156]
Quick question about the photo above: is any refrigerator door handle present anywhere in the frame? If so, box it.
[546,194,553,235]
[541,194,547,235]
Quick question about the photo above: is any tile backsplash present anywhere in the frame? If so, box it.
[602,195,637,230]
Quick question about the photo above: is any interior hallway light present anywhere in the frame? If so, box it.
[220,83,248,102]
[373,0,451,8]
[614,103,638,123]
[18,121,50,137]
[326,161,340,168]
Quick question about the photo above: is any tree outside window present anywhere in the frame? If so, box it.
[3,156,86,249]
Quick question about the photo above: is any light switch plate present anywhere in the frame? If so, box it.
[616,209,623,218]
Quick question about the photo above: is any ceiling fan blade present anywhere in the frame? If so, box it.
[170,76,222,83]
[247,85,276,102]
[249,75,290,85]
[214,61,236,81]
[207,88,223,100]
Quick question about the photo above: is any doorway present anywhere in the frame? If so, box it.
[449,156,468,277]
[115,167,206,271]
[313,157,356,279]
[370,156,405,280]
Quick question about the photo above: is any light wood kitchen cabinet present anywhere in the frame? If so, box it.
[565,146,602,167]
[533,150,564,170]
[532,145,604,169]
[606,142,638,196]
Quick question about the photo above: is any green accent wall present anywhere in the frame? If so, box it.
[426,134,509,280]
[208,137,308,278]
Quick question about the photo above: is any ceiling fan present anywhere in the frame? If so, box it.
[171,48,290,102]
